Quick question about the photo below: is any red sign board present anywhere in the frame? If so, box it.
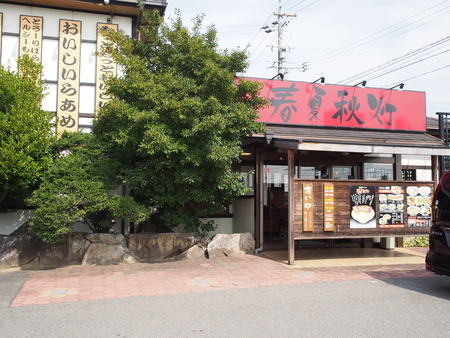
[245,77,426,131]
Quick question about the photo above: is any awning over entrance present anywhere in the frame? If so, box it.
[253,125,450,156]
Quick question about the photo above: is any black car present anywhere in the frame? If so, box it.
[426,171,450,276]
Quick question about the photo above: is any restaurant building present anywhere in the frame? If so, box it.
[234,78,450,264]
[1,1,450,263]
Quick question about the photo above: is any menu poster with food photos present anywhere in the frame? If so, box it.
[406,186,432,227]
[350,186,376,228]
[378,186,405,228]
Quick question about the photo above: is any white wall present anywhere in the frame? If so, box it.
[232,197,255,237]
[1,3,132,128]
[401,154,432,181]
[0,210,34,235]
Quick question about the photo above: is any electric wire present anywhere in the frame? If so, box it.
[364,47,450,82]
[285,0,307,12]
[337,36,450,84]
[247,0,319,68]
[294,0,319,13]
[384,64,450,88]
[314,7,450,79]
[305,0,449,67]
[309,6,450,83]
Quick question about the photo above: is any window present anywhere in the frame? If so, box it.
[364,163,393,180]
[402,169,416,181]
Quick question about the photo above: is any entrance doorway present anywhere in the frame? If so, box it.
[263,165,289,244]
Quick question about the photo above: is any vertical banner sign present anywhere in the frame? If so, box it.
[95,23,118,112]
[323,183,335,231]
[378,186,405,228]
[303,183,314,231]
[57,19,81,133]
[350,186,376,228]
[19,15,43,63]
[406,186,432,227]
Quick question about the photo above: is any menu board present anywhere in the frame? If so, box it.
[323,183,335,231]
[378,186,405,228]
[303,183,314,231]
[350,186,376,228]
[406,186,432,227]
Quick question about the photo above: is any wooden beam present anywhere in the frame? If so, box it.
[299,142,450,156]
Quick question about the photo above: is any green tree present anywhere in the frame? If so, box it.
[27,132,150,244]
[0,56,54,208]
[93,10,267,234]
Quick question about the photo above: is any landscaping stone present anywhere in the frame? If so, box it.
[175,244,207,260]
[82,243,135,265]
[39,233,90,267]
[128,232,198,261]
[0,233,40,269]
[207,233,255,259]
[86,233,127,247]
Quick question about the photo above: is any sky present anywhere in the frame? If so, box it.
[165,0,450,117]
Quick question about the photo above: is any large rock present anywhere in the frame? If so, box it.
[128,233,198,261]
[0,233,41,269]
[207,233,255,259]
[86,233,127,247]
[39,233,90,267]
[175,244,207,260]
[82,243,135,265]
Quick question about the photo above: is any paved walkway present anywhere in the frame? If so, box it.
[3,247,434,308]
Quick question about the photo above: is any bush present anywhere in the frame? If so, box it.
[403,236,429,247]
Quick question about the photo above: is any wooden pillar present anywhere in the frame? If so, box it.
[288,149,295,265]
[255,146,262,250]
[394,154,402,180]
[431,155,438,187]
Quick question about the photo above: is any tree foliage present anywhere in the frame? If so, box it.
[0,56,54,209]
[27,132,150,244]
[93,10,267,234]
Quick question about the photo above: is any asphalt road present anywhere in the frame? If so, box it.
[1,271,450,337]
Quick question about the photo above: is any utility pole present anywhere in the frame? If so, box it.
[265,0,296,80]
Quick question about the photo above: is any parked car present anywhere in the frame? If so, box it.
[426,171,450,276]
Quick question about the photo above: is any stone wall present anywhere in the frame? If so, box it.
[0,232,255,269]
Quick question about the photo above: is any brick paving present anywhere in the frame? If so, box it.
[6,247,435,308]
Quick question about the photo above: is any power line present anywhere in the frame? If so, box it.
[384,64,450,87]
[309,6,450,81]
[248,0,319,73]
[294,0,319,13]
[304,1,450,68]
[364,47,450,82]
[337,36,450,84]
[285,0,307,12]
